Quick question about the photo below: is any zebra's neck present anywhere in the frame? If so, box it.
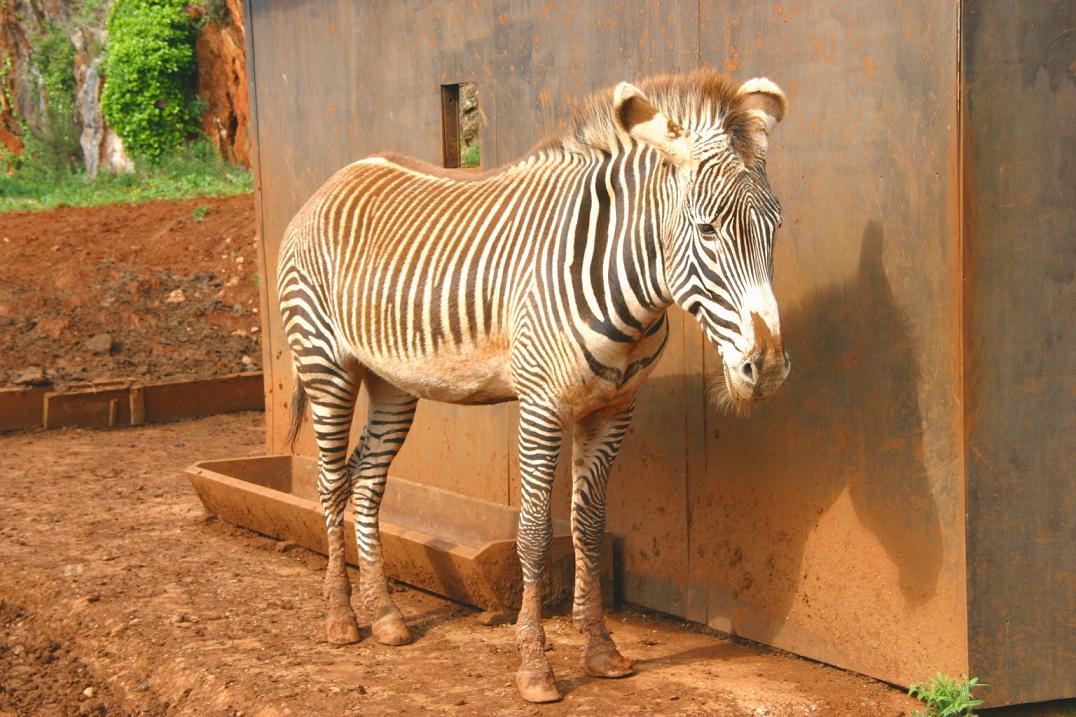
[527,144,677,341]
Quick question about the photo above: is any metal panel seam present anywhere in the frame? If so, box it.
[956,0,972,676]
[243,0,275,453]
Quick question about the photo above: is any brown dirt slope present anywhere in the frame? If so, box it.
[0,414,920,716]
[0,195,261,389]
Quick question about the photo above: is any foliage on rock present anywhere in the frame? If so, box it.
[101,0,201,162]
[34,23,78,117]
[22,20,81,179]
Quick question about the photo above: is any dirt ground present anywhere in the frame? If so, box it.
[0,413,930,717]
[0,196,261,390]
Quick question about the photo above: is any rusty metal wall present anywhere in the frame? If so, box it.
[241,0,1069,703]
[246,1,702,507]
[961,1,1076,706]
[686,1,969,686]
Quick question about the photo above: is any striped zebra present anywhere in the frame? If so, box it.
[278,70,790,703]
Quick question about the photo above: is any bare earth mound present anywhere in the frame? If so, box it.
[0,414,919,716]
[0,195,261,390]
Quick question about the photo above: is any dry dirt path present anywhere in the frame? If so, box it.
[0,414,918,716]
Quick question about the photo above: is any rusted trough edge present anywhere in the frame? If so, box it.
[185,455,614,612]
[0,372,263,432]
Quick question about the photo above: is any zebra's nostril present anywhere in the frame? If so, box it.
[740,357,761,384]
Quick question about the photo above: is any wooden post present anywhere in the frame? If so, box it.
[440,84,461,168]
[129,386,146,426]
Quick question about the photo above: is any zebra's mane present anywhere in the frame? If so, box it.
[543,69,761,165]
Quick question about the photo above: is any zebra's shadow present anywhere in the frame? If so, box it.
[612,220,944,645]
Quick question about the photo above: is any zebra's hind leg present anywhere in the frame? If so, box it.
[571,402,635,678]
[305,366,364,645]
[514,399,564,703]
[351,374,418,646]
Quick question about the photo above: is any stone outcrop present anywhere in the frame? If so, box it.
[460,82,479,149]
[1,0,251,169]
[193,0,250,166]
[1,0,38,157]
[72,27,132,177]
[1,0,79,154]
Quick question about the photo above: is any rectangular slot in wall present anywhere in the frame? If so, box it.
[441,82,479,169]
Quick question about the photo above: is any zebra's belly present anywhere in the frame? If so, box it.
[358,344,517,405]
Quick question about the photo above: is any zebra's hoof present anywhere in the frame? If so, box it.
[584,648,634,678]
[326,610,361,645]
[371,612,412,646]
[515,668,561,703]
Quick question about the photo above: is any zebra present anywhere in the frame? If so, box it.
[278,70,790,703]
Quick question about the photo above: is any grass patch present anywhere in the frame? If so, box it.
[0,141,252,213]
[460,139,480,169]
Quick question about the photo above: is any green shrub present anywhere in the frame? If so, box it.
[101,0,199,162]
[196,0,231,27]
[20,22,81,180]
[14,118,81,182]
[34,24,78,115]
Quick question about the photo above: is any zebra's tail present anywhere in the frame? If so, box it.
[285,378,308,449]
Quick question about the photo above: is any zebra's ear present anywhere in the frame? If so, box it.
[735,78,787,152]
[612,82,694,166]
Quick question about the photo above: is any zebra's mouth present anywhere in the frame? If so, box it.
[697,321,759,415]
[706,356,756,417]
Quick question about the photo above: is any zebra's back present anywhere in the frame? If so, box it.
[279,155,557,404]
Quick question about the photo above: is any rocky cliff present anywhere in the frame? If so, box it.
[0,0,57,158]
[0,0,250,170]
[192,0,249,166]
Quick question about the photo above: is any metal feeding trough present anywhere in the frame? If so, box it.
[186,455,609,611]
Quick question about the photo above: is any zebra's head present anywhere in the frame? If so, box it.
[613,76,790,412]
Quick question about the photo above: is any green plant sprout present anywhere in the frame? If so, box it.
[460,139,480,169]
[908,673,985,717]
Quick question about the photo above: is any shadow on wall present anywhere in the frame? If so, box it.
[623,221,944,638]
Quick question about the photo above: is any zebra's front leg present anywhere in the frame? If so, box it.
[572,402,635,678]
[351,376,418,646]
[514,401,564,703]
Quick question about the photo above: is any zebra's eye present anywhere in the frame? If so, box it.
[696,223,716,237]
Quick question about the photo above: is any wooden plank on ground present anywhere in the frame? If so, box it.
[142,372,263,423]
[44,386,132,429]
[0,387,47,432]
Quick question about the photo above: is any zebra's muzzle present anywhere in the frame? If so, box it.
[710,346,789,415]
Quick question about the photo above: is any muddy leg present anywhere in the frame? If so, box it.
[572,403,634,678]
[514,400,563,703]
[309,381,362,645]
[351,375,417,646]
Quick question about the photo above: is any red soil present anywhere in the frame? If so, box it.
[0,413,923,717]
[0,195,261,389]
